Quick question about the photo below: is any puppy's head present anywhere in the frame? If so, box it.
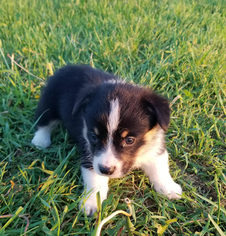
[73,83,170,178]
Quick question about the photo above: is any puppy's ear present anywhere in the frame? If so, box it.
[142,91,170,131]
[72,85,96,116]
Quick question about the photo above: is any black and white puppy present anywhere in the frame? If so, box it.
[32,65,182,215]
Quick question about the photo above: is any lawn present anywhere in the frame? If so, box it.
[0,0,225,235]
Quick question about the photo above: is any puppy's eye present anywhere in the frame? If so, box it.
[90,132,98,143]
[123,136,135,146]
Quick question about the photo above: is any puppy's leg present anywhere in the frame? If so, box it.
[32,120,59,148]
[80,167,109,216]
[142,150,182,199]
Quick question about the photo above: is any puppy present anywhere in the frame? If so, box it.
[32,65,182,215]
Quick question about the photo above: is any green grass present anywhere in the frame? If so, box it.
[0,0,225,235]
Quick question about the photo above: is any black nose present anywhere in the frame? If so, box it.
[98,164,116,175]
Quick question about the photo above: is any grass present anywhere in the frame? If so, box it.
[0,0,225,235]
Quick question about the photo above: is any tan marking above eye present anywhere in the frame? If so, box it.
[121,130,129,138]
[94,127,99,135]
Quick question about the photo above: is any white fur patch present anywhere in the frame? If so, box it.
[80,167,109,215]
[93,140,123,178]
[104,79,125,85]
[82,119,91,151]
[31,121,59,148]
[107,98,120,135]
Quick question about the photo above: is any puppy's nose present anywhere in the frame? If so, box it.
[98,164,116,175]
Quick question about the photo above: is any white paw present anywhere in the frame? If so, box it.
[31,129,51,148]
[154,181,182,199]
[80,195,98,216]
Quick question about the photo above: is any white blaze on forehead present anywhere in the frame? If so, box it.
[92,98,123,178]
[108,98,120,135]
[92,98,124,178]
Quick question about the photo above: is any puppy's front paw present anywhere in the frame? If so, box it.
[154,181,182,199]
[80,195,98,216]
[166,182,182,199]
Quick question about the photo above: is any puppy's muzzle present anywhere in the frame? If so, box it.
[98,164,116,175]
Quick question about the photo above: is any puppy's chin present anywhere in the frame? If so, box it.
[95,170,124,179]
